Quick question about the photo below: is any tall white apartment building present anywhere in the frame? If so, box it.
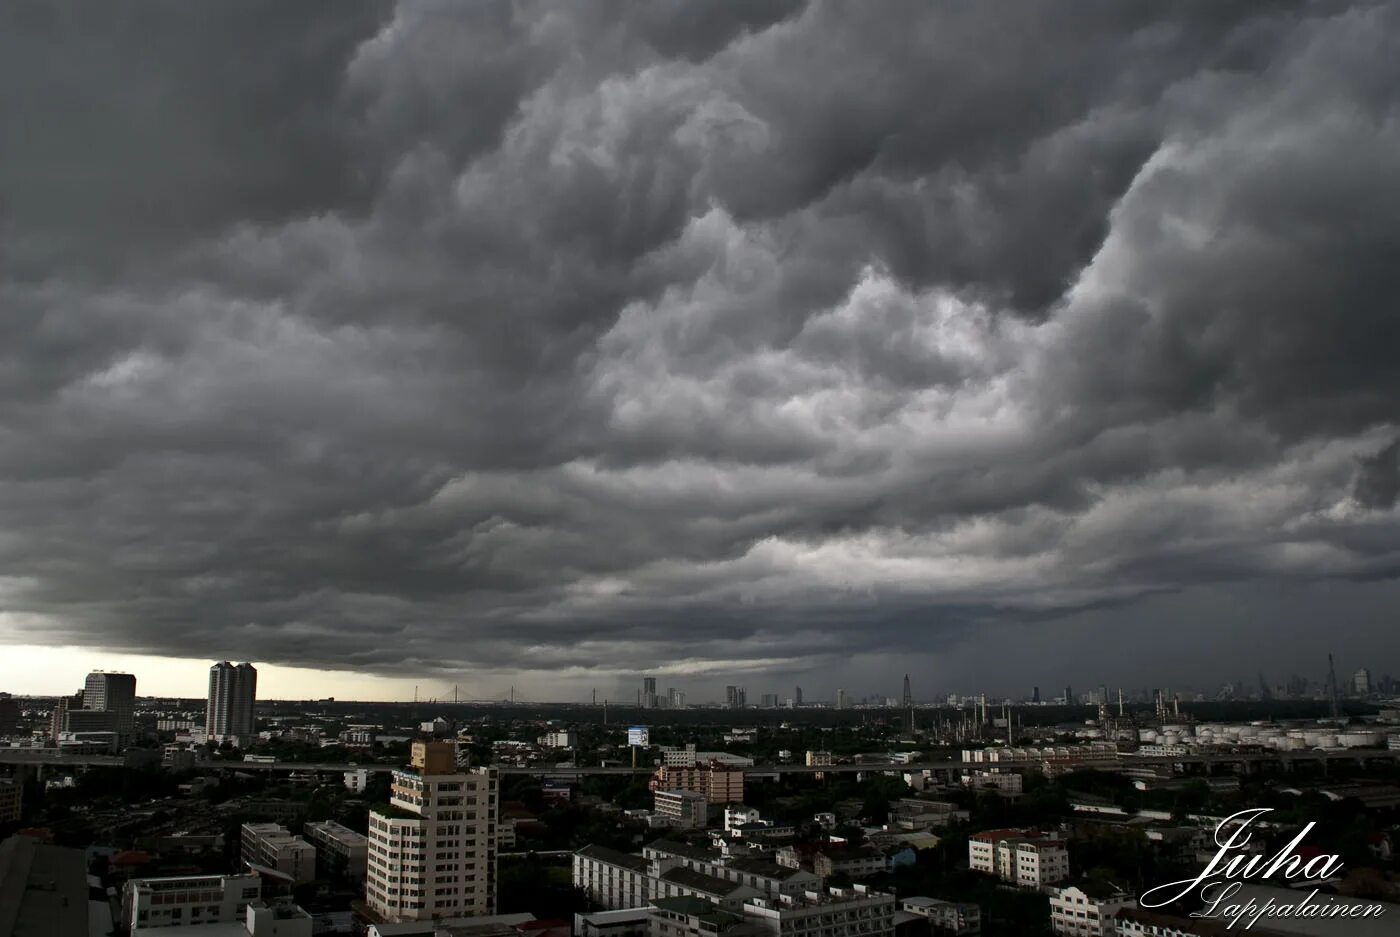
[366,741,498,922]
[1049,882,1131,937]
[122,872,261,932]
[969,829,1069,888]
[207,661,258,742]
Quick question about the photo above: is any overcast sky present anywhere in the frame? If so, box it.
[2,1,1398,702]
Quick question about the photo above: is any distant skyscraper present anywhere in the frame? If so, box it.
[642,676,657,709]
[207,661,258,741]
[1064,685,1073,705]
[1032,686,1040,703]
[836,689,849,710]
[1352,668,1371,696]
[902,674,912,708]
[668,687,686,709]
[725,685,746,709]
[794,686,803,707]
[84,672,137,740]
[760,693,779,708]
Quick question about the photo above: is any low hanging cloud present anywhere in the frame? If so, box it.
[1,0,1398,694]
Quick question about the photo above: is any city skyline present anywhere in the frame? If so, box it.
[3,3,1400,700]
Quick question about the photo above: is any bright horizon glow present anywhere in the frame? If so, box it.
[0,644,432,701]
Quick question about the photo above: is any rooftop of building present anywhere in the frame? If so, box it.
[725,857,812,880]
[901,896,977,911]
[651,895,739,927]
[575,844,650,873]
[658,866,745,897]
[1113,907,1295,937]
[745,885,893,911]
[0,836,89,937]
[1054,879,1128,901]
[646,838,719,861]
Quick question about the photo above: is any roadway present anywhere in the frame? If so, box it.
[2,748,1397,775]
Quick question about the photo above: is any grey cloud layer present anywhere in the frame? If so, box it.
[2,0,1398,690]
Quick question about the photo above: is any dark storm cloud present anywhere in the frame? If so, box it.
[2,0,1399,695]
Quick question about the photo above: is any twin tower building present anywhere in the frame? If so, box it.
[207,661,257,743]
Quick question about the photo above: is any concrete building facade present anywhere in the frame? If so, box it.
[366,741,498,922]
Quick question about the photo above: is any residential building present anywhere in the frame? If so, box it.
[240,823,316,884]
[540,730,579,748]
[724,806,761,831]
[303,819,369,882]
[365,740,499,922]
[344,768,371,793]
[650,763,745,804]
[122,872,261,932]
[961,771,1024,794]
[900,897,980,936]
[576,907,654,937]
[652,867,758,912]
[813,846,888,880]
[207,662,258,742]
[654,790,708,829]
[1049,882,1130,937]
[83,671,137,741]
[648,896,747,937]
[668,689,687,709]
[805,751,833,767]
[0,835,89,937]
[661,746,754,768]
[836,690,849,710]
[0,778,22,823]
[724,686,746,709]
[742,885,895,937]
[968,829,1068,888]
[574,844,652,910]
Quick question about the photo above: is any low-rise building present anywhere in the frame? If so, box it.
[541,730,579,749]
[576,907,655,937]
[805,751,833,767]
[654,790,708,829]
[742,885,896,937]
[650,763,745,805]
[813,846,889,881]
[900,897,980,936]
[122,872,262,933]
[240,823,316,884]
[303,819,368,882]
[575,844,653,909]
[968,829,1068,888]
[961,771,1023,795]
[1048,882,1130,937]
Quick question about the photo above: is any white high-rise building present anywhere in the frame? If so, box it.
[84,671,137,740]
[207,661,258,742]
[366,741,498,922]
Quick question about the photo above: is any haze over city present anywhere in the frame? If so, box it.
[3,1,1399,701]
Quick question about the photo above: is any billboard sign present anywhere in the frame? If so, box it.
[627,726,649,747]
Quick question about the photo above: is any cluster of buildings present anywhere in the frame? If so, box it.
[49,671,138,751]
[573,839,898,937]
